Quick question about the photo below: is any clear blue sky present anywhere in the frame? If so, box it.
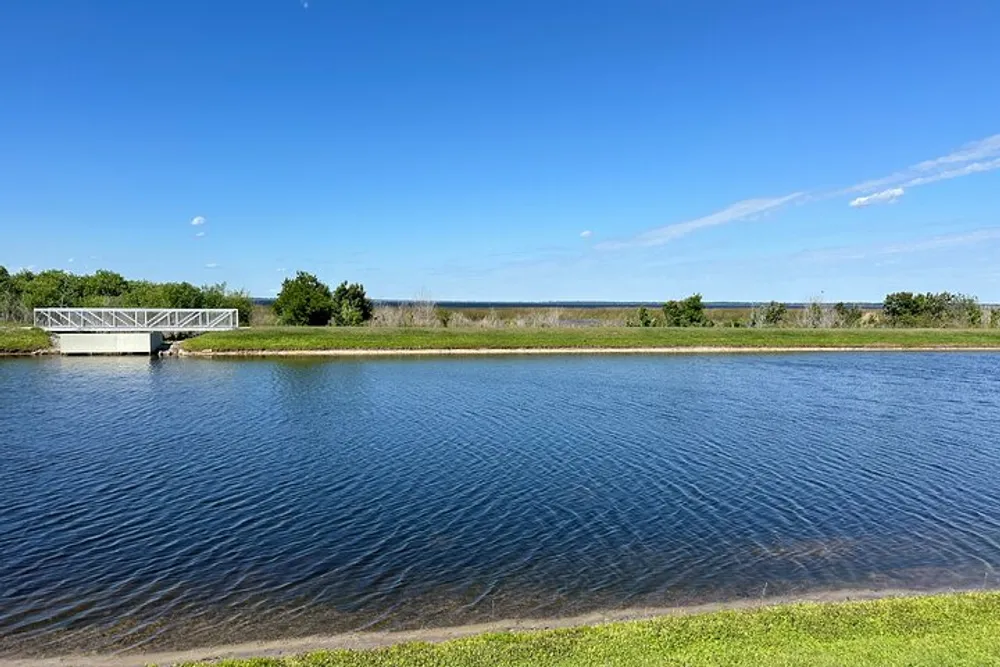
[2,1,999,302]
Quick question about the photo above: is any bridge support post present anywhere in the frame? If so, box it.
[56,332,164,355]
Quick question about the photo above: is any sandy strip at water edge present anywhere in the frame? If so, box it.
[0,587,977,667]
[179,346,1000,357]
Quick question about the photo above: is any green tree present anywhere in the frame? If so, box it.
[0,266,16,321]
[273,272,335,325]
[21,270,84,309]
[161,282,205,309]
[662,294,709,327]
[331,281,374,326]
[84,270,129,299]
[121,280,168,308]
[883,292,918,326]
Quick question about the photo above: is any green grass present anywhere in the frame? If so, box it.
[0,326,52,353]
[180,326,1000,353]
[180,592,1000,666]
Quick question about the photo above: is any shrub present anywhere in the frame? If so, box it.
[750,301,787,327]
[662,294,708,327]
[628,306,656,327]
[273,272,335,326]
[833,302,863,328]
[201,283,254,326]
[883,291,982,327]
[330,282,374,326]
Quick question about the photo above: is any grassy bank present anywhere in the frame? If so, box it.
[0,327,52,354]
[180,592,1000,666]
[180,326,1000,353]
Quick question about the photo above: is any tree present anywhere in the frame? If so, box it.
[21,270,83,309]
[662,294,709,327]
[331,281,374,326]
[273,272,334,325]
[84,270,129,299]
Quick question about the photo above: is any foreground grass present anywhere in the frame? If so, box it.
[181,326,1000,352]
[0,327,52,353]
[182,592,1000,667]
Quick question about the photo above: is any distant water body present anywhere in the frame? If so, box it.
[2,353,1000,656]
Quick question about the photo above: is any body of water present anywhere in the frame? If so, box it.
[2,353,1000,656]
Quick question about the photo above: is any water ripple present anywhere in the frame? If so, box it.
[2,353,1000,656]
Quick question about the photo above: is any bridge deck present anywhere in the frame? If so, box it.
[34,308,239,332]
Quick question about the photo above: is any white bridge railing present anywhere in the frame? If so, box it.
[35,308,240,332]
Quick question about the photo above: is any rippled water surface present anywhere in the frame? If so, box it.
[3,353,1000,655]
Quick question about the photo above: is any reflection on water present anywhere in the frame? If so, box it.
[2,353,1000,655]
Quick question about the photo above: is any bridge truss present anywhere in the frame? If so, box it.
[34,308,240,332]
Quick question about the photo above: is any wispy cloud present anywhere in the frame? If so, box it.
[276,267,287,272]
[597,194,803,250]
[195,231,206,238]
[849,187,905,208]
[844,134,1000,205]
[205,262,219,269]
[191,215,206,226]
[798,227,1000,263]
[67,257,75,263]
[912,134,1000,171]
[881,228,1000,255]
[580,230,593,239]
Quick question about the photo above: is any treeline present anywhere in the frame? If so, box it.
[628,293,999,328]
[0,266,254,325]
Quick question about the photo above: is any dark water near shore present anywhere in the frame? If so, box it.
[2,353,1000,656]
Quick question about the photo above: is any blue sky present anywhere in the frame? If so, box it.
[2,1,999,302]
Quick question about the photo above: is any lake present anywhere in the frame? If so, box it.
[2,353,1000,656]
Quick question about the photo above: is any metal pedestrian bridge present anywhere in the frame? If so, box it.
[34,308,240,333]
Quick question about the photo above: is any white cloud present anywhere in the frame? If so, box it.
[191,215,206,226]
[205,262,219,269]
[276,267,287,272]
[597,193,802,250]
[67,257,75,263]
[580,230,593,239]
[849,187,905,207]
[195,231,205,238]
[901,158,1000,188]
[845,134,1000,199]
